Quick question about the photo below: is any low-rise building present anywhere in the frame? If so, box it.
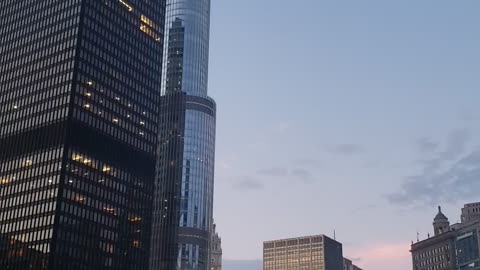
[343,258,353,270]
[411,206,480,270]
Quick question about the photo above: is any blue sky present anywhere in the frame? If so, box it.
[207,1,480,269]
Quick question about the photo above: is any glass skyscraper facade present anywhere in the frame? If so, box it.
[149,0,216,269]
[0,0,165,269]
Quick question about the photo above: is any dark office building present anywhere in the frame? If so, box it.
[0,0,165,269]
[149,0,216,270]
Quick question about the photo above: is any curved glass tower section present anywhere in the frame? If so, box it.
[161,0,211,97]
[150,0,215,270]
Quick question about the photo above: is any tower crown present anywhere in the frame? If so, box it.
[433,206,448,223]
[433,206,450,236]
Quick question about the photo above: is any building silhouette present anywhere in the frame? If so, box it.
[0,0,165,268]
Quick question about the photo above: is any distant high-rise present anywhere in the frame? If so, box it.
[0,0,165,269]
[263,235,343,270]
[461,202,480,223]
[149,0,216,269]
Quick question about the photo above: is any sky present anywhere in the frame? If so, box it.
[207,1,480,270]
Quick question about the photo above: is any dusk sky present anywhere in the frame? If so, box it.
[207,1,480,269]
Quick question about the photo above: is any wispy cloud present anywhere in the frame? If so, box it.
[389,149,480,205]
[291,168,312,182]
[328,144,365,155]
[388,129,474,206]
[275,121,291,133]
[441,129,470,160]
[292,158,321,167]
[233,177,265,191]
[257,167,288,177]
[350,204,377,214]
[416,137,439,153]
[255,166,316,183]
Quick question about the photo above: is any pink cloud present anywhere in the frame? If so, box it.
[347,242,411,270]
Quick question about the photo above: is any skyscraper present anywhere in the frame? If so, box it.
[0,0,165,269]
[149,0,216,269]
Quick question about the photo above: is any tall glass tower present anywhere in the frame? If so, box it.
[149,0,216,270]
[0,0,165,269]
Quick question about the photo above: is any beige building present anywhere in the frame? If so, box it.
[263,235,343,270]
[411,206,456,270]
[461,202,480,223]
[411,206,480,270]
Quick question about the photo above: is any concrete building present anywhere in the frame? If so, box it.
[343,258,353,270]
[411,206,480,270]
[211,223,222,270]
[462,202,480,223]
[411,230,456,270]
[343,257,364,270]
[263,235,343,270]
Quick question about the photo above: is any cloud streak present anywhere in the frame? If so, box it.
[292,158,321,167]
[328,144,365,155]
[234,177,265,191]
[350,204,377,214]
[291,168,312,182]
[257,167,288,177]
[388,129,476,206]
[416,137,439,153]
[255,166,316,183]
